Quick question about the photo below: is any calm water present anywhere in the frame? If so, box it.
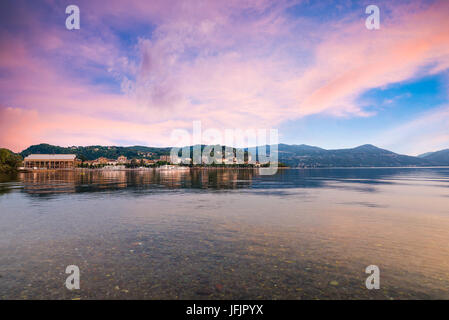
[1,168,449,299]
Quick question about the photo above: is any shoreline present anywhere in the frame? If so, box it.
[16,165,449,173]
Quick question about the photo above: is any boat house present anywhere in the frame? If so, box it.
[23,154,77,169]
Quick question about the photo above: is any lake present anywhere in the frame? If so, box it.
[1,167,449,299]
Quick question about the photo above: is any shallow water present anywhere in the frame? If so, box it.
[1,168,449,299]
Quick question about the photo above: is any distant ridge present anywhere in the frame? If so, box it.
[418,149,449,164]
[275,144,436,167]
[18,143,449,167]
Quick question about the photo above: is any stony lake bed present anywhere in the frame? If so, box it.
[1,168,449,299]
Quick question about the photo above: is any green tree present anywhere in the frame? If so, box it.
[0,148,23,173]
[78,154,88,162]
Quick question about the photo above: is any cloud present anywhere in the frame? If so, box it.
[376,105,449,155]
[0,0,449,152]
[121,0,449,124]
[0,106,191,152]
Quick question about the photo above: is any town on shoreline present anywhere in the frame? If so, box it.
[20,153,277,171]
[3,142,449,174]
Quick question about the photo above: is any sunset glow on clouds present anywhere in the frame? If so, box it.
[0,0,448,154]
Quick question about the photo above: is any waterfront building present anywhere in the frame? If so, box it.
[142,159,156,165]
[23,154,77,169]
[117,155,128,164]
[159,155,171,162]
[94,157,109,165]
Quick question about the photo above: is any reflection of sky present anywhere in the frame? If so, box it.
[0,167,447,199]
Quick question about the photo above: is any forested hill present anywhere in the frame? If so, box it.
[20,144,171,161]
[276,144,436,167]
[419,149,449,164]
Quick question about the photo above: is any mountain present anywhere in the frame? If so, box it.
[417,152,434,158]
[418,149,449,165]
[278,143,325,154]
[277,144,433,167]
[19,143,448,167]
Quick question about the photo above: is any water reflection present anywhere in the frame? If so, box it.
[1,168,449,299]
[18,169,260,196]
[13,167,449,197]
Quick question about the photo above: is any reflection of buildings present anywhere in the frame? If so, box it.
[21,170,77,194]
[24,154,77,169]
[18,168,257,196]
[20,170,128,195]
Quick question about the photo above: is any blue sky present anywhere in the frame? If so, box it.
[281,72,449,153]
[0,0,448,155]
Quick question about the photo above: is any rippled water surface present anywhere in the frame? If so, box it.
[1,168,449,299]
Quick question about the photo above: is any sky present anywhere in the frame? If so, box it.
[0,0,448,155]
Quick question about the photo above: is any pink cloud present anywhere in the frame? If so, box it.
[293,1,449,116]
[1,0,449,152]
[0,106,192,152]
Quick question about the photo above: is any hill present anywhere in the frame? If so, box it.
[276,144,433,167]
[20,144,171,161]
[19,143,449,167]
[418,149,449,165]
